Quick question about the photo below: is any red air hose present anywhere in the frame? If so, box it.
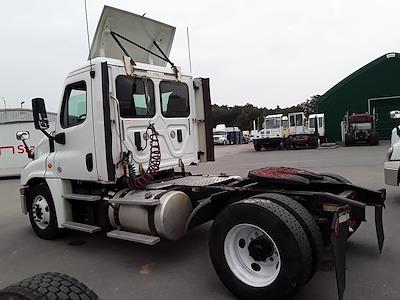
[133,123,161,190]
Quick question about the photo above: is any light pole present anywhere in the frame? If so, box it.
[1,97,6,121]
[20,101,25,109]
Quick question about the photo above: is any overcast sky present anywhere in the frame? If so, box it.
[1,0,399,112]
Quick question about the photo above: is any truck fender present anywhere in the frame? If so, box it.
[26,178,73,228]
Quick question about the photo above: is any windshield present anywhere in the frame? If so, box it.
[350,115,371,123]
[265,118,281,129]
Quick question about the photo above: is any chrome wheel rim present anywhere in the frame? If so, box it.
[32,195,50,230]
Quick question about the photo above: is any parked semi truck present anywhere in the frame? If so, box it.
[253,114,288,151]
[254,112,325,151]
[213,124,228,145]
[343,112,379,146]
[287,112,323,149]
[17,6,385,300]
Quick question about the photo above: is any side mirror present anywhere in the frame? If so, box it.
[16,131,30,141]
[32,98,49,130]
[390,110,400,119]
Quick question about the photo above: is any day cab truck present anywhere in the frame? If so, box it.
[253,114,288,151]
[17,6,386,300]
[287,112,324,149]
[213,124,228,145]
[344,112,379,146]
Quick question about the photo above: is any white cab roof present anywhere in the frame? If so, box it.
[265,114,283,119]
[309,113,325,118]
[90,6,175,67]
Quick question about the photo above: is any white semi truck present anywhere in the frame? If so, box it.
[287,112,324,149]
[17,6,386,300]
[253,114,288,151]
[213,124,228,144]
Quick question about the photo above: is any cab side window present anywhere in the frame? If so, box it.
[61,81,87,128]
[289,115,295,127]
[295,114,303,126]
[160,81,190,117]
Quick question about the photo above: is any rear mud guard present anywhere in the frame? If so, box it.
[331,206,350,300]
[375,204,384,253]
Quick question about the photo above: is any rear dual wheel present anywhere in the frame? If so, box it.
[209,196,318,300]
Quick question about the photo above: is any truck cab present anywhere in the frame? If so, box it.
[264,114,285,139]
[308,113,325,140]
[385,110,400,185]
[253,114,287,151]
[213,124,228,145]
[287,112,319,149]
[19,6,214,234]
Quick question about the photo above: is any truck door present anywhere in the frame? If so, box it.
[52,72,98,181]
[157,79,198,166]
[289,113,305,135]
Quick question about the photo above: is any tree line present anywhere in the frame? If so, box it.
[211,95,321,131]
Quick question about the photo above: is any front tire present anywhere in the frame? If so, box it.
[27,183,60,240]
[209,199,312,300]
[254,143,262,152]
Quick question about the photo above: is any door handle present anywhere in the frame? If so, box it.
[86,153,93,172]
[177,129,183,142]
[134,132,142,151]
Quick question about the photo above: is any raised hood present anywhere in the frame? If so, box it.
[90,6,175,67]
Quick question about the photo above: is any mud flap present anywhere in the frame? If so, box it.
[375,205,384,253]
[332,206,350,300]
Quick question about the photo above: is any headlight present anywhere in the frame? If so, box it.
[387,147,394,161]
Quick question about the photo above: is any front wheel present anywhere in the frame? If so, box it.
[254,143,262,152]
[209,199,312,300]
[27,183,61,240]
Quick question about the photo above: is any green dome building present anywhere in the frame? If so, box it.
[317,52,400,141]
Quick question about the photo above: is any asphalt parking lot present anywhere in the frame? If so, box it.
[1,141,399,299]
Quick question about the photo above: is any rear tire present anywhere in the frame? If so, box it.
[27,183,61,240]
[209,199,312,300]
[0,272,99,300]
[344,133,353,147]
[369,132,379,145]
[250,193,322,278]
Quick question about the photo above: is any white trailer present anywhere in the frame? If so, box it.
[0,109,55,177]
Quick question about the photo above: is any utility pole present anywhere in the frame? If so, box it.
[1,97,6,121]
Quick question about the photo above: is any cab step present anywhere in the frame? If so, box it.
[62,194,101,202]
[107,197,159,206]
[107,230,160,245]
[62,221,101,233]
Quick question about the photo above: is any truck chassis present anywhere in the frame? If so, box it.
[21,166,385,300]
